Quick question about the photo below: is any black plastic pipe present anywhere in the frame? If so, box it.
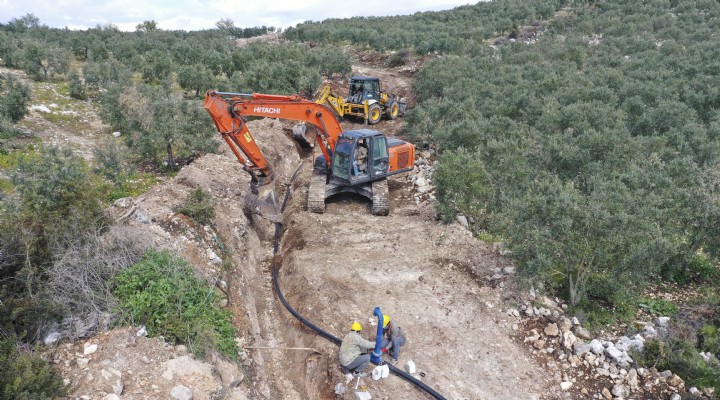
[270,162,446,400]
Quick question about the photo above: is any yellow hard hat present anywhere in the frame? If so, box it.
[351,321,362,331]
[383,314,391,328]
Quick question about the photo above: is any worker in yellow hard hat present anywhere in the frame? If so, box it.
[338,321,376,378]
[380,314,406,364]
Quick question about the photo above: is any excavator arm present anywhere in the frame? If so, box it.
[203,90,344,188]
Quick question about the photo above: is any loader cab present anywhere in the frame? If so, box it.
[331,129,389,185]
[348,77,380,104]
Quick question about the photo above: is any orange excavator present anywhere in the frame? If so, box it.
[203,91,415,217]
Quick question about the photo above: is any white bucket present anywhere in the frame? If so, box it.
[372,365,383,380]
[405,359,416,374]
[381,364,390,378]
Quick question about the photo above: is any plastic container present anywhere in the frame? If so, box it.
[380,364,390,378]
[372,365,383,380]
[405,359,416,374]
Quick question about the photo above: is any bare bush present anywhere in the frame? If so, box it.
[47,225,146,334]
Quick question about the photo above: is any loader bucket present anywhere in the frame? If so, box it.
[397,100,408,115]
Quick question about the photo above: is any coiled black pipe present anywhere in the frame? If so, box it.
[269,163,447,400]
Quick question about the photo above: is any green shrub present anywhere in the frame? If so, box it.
[688,254,719,282]
[0,74,31,122]
[0,116,25,138]
[68,70,86,100]
[112,250,237,359]
[387,54,405,68]
[0,336,68,400]
[637,339,720,394]
[638,298,679,317]
[175,188,215,225]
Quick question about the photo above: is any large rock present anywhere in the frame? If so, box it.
[604,345,633,367]
[98,367,123,396]
[171,385,193,400]
[615,335,644,353]
[559,318,572,333]
[667,374,684,388]
[562,331,577,349]
[611,384,630,398]
[544,323,559,337]
[161,355,215,382]
[84,343,98,355]
[589,339,605,354]
[44,332,62,347]
[574,326,591,340]
[626,368,638,388]
[601,387,612,399]
[642,325,658,339]
[573,342,592,356]
[214,359,244,386]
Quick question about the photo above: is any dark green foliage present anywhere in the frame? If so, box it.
[117,85,218,169]
[285,0,563,53]
[0,336,68,400]
[409,0,720,310]
[175,188,215,225]
[135,20,158,32]
[309,46,352,78]
[177,64,215,97]
[82,58,132,95]
[638,298,679,316]
[215,19,275,39]
[93,140,133,194]
[0,116,25,138]
[434,149,492,224]
[11,147,104,228]
[19,40,70,81]
[1,147,105,341]
[0,74,31,122]
[113,250,237,359]
[387,53,406,68]
[67,69,85,100]
[637,338,720,395]
[221,43,347,95]
[138,49,173,83]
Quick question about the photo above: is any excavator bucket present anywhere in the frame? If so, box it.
[244,182,282,223]
[291,123,315,148]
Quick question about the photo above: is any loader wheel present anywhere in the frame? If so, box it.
[386,102,399,120]
[368,103,382,125]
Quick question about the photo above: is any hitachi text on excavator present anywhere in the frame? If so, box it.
[203,91,415,218]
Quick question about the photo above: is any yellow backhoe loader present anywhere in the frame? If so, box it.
[315,76,407,125]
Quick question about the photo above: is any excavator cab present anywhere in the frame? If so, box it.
[331,130,389,185]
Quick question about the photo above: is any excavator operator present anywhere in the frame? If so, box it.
[353,139,368,176]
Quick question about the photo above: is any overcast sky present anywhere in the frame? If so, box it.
[0,1,475,32]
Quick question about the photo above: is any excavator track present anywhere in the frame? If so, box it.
[307,171,327,214]
[371,178,389,216]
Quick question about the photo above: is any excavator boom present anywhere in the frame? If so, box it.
[204,90,343,187]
